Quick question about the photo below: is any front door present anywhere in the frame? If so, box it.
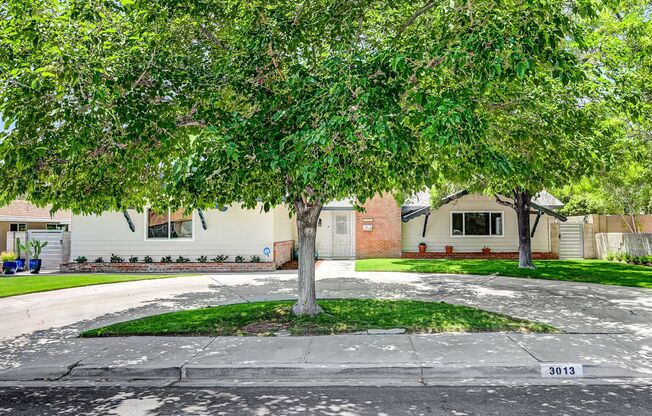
[332,213,352,258]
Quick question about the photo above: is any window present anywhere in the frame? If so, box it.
[451,212,503,236]
[9,223,26,232]
[146,209,193,240]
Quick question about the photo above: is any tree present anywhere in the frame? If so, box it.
[1,0,595,313]
[554,0,652,228]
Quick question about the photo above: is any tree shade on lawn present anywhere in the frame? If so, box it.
[0,274,192,298]
[81,299,557,337]
[355,259,652,289]
[0,1,600,314]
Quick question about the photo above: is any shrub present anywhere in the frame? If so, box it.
[110,254,125,263]
[144,255,153,263]
[605,252,615,261]
[235,255,245,263]
[614,252,625,262]
[93,257,104,263]
[160,255,173,263]
[196,255,208,263]
[1,251,17,262]
[622,253,633,264]
[176,256,190,263]
[250,255,261,263]
[211,255,228,263]
[74,256,88,264]
[129,256,139,263]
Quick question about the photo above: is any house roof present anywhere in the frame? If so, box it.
[0,200,71,223]
[323,199,355,210]
[400,189,566,222]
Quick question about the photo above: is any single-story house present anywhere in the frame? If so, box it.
[1,200,72,269]
[63,190,567,271]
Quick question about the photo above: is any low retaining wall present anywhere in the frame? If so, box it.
[595,233,652,259]
[402,252,559,260]
[61,262,276,273]
[273,240,294,268]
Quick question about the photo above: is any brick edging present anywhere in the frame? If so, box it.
[402,252,559,260]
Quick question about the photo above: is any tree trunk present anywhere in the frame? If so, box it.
[513,189,535,269]
[292,199,324,316]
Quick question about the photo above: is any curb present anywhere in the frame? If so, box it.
[46,363,650,384]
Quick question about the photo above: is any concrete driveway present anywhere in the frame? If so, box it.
[1,260,650,343]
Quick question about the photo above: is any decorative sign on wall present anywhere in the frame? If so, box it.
[362,224,373,231]
[263,247,271,257]
[362,218,374,222]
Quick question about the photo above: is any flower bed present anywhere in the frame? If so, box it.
[61,261,276,273]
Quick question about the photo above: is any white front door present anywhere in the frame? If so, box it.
[332,213,352,258]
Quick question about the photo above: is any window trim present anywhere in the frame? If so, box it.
[10,223,27,232]
[144,209,195,242]
[450,211,505,238]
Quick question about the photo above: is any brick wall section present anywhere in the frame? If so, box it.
[60,262,276,273]
[402,252,559,260]
[273,240,294,268]
[356,194,402,258]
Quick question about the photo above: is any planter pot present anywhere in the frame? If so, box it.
[418,245,427,254]
[3,261,17,275]
[482,248,491,255]
[29,259,42,274]
[15,258,26,272]
[445,246,454,255]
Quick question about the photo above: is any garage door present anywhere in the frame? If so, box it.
[559,223,584,260]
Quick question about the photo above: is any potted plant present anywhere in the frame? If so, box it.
[445,245,454,255]
[26,239,48,274]
[1,251,18,275]
[15,238,26,272]
[482,246,491,255]
[418,242,427,254]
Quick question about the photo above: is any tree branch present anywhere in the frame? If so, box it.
[494,194,515,208]
[395,1,438,41]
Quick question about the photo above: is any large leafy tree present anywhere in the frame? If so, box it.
[1,0,594,313]
[430,1,652,268]
[555,0,652,226]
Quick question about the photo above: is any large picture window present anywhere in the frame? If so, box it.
[451,212,503,236]
[146,209,193,240]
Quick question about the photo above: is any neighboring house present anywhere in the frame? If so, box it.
[0,200,71,251]
[66,190,566,269]
[0,200,72,269]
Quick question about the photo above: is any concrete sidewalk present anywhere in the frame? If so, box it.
[1,333,650,386]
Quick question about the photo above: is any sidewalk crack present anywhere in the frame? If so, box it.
[506,334,542,363]
[209,277,250,303]
[51,359,82,381]
[408,335,426,386]
[175,337,218,385]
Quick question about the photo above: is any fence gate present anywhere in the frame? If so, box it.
[559,223,584,260]
[27,230,64,270]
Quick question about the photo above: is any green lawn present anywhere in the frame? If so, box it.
[356,259,652,288]
[81,299,557,337]
[0,273,192,298]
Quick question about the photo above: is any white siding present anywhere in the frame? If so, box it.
[273,204,295,242]
[401,194,551,253]
[70,204,287,261]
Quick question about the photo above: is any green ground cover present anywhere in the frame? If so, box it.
[0,273,191,298]
[81,299,557,337]
[355,259,652,288]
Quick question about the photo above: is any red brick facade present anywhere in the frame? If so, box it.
[402,252,559,260]
[355,194,402,258]
[273,240,294,267]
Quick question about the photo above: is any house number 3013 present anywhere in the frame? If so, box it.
[540,364,583,378]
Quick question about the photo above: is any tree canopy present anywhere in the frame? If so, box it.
[1,0,595,214]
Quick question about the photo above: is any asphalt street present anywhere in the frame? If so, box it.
[0,385,650,415]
